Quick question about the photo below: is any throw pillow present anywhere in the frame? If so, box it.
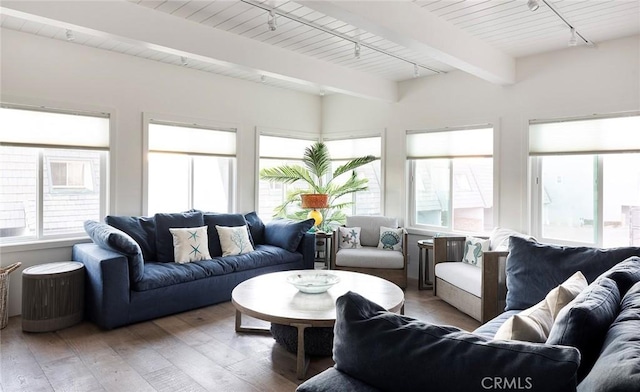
[244,211,265,245]
[462,236,490,268]
[216,225,255,256]
[264,218,315,253]
[84,220,145,282]
[494,271,587,342]
[547,277,621,381]
[169,226,212,263]
[105,215,157,261]
[155,211,204,262]
[339,227,362,249]
[203,213,251,257]
[333,291,580,392]
[377,226,403,251]
[488,227,533,251]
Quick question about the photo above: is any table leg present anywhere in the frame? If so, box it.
[419,247,425,290]
[234,310,271,333]
[292,323,312,379]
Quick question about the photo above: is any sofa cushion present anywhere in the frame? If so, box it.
[577,281,640,392]
[154,211,205,262]
[505,236,640,310]
[297,367,381,392]
[244,211,265,245]
[473,310,521,339]
[105,215,157,261]
[216,225,254,256]
[169,226,212,263]
[547,277,621,381]
[264,218,314,252]
[335,246,404,269]
[377,226,403,251]
[338,227,362,249]
[333,291,580,392]
[488,227,532,251]
[346,216,397,247]
[84,220,145,282]
[434,262,481,297]
[202,213,249,257]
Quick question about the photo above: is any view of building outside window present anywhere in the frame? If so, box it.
[331,159,382,216]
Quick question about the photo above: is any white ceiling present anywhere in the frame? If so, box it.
[1,1,639,101]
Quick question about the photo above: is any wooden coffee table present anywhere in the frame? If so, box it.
[231,270,405,379]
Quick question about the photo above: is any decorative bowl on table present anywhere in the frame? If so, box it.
[287,272,340,294]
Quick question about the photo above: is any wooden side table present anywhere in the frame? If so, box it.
[314,231,332,269]
[22,261,85,332]
[417,239,434,290]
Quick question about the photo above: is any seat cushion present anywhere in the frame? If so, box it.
[346,216,397,247]
[435,261,482,297]
[335,246,404,269]
[333,291,580,392]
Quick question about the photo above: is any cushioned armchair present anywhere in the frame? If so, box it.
[331,215,408,289]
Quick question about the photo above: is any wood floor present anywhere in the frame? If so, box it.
[0,278,480,392]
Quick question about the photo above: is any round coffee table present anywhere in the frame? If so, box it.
[231,270,405,379]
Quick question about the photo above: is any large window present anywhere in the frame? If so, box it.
[258,135,316,221]
[408,126,494,233]
[146,122,235,215]
[530,114,640,247]
[325,136,382,216]
[0,106,109,241]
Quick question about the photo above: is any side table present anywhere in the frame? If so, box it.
[314,231,332,269]
[22,261,85,332]
[417,239,434,290]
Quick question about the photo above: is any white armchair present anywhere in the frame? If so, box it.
[330,215,408,289]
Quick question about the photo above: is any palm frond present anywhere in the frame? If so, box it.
[303,142,331,184]
[260,165,319,191]
[327,172,369,199]
[331,155,378,179]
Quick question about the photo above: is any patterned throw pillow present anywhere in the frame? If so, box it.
[339,227,362,249]
[377,226,403,251]
[216,225,255,256]
[462,236,490,268]
[169,226,211,263]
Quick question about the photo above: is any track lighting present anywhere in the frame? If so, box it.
[267,10,277,31]
[65,29,75,41]
[180,56,188,66]
[260,75,266,83]
[527,0,540,11]
[413,64,420,78]
[354,42,361,59]
[568,27,577,46]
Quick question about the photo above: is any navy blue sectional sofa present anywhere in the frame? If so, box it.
[298,237,640,392]
[73,210,315,329]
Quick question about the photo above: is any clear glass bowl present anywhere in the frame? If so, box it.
[287,272,340,294]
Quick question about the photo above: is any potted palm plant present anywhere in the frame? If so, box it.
[259,142,378,232]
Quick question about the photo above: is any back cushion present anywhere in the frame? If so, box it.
[505,237,640,310]
[346,216,397,247]
[154,211,204,262]
[105,215,157,261]
[264,218,314,252]
[203,213,249,257]
[244,211,265,245]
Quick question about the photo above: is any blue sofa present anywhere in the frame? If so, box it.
[298,237,640,392]
[73,211,315,329]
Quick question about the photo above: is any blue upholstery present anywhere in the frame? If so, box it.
[154,211,204,262]
[244,211,266,245]
[473,310,520,339]
[578,281,640,391]
[203,213,249,257]
[505,237,640,310]
[298,367,381,392]
[84,220,145,282]
[332,292,580,392]
[105,215,157,261]
[264,218,315,252]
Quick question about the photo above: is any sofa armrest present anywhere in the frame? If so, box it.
[481,250,509,323]
[297,232,316,269]
[433,236,466,265]
[72,243,131,329]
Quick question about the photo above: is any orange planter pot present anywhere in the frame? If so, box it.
[300,194,329,209]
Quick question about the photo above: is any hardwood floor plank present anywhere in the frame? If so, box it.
[0,323,53,392]
[39,356,104,392]
[143,366,208,392]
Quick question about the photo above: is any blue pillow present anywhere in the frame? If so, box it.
[244,211,265,245]
[577,281,640,391]
[505,237,640,310]
[547,277,621,381]
[84,220,144,282]
[203,213,250,257]
[333,291,580,392]
[154,211,204,262]
[105,215,156,261]
[264,219,314,253]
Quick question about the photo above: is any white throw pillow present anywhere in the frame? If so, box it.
[462,236,490,268]
[377,226,403,251]
[494,271,587,342]
[488,227,534,251]
[216,225,255,256]
[339,227,362,249]
[169,226,211,263]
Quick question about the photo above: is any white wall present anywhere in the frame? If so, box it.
[0,28,321,316]
[323,35,640,278]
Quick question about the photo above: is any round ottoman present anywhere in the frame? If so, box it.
[270,323,334,357]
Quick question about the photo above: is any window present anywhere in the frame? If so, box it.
[0,106,109,241]
[408,127,494,233]
[257,134,316,221]
[530,114,640,247]
[324,136,382,216]
[146,122,236,215]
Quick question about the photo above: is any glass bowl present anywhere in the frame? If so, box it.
[287,272,340,294]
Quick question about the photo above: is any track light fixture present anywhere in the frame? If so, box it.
[180,56,188,66]
[260,75,267,83]
[525,0,593,47]
[527,0,540,11]
[568,27,577,46]
[267,10,277,31]
[413,64,420,78]
[65,29,75,41]
[354,42,361,59]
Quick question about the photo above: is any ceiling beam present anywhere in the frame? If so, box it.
[1,1,398,102]
[301,1,516,85]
